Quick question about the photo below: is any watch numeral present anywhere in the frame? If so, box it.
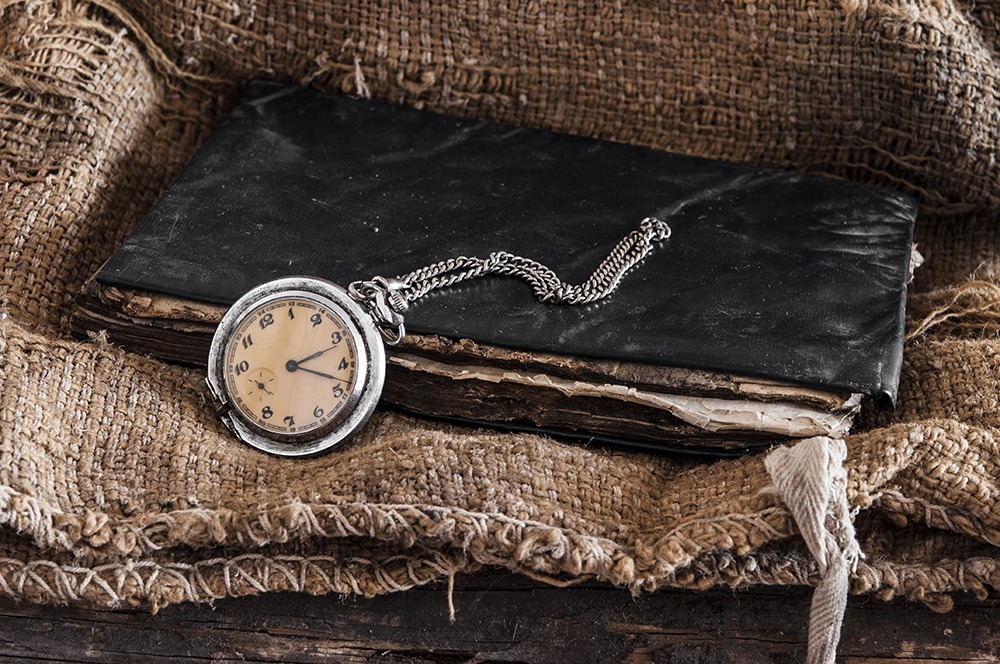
[287,307,295,320]
[283,415,295,426]
[241,334,253,349]
[259,313,274,330]
[338,357,348,371]
[330,331,342,344]
[261,406,273,419]
[310,313,322,327]
[313,406,324,418]
[332,386,345,398]
[234,360,249,376]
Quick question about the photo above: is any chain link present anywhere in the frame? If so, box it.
[349,217,670,345]
[398,217,670,305]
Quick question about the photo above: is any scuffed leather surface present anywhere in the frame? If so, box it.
[98,80,918,405]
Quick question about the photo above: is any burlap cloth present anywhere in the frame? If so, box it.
[2,0,1000,628]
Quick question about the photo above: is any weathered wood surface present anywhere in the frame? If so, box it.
[0,571,995,663]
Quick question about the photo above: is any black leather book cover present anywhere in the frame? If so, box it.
[97,80,919,407]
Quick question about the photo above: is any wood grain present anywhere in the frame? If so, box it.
[0,571,995,663]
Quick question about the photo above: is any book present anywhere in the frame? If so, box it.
[71,80,920,452]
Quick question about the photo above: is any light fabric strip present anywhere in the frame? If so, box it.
[764,437,862,664]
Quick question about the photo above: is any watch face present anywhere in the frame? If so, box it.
[207,277,385,457]
[223,296,361,435]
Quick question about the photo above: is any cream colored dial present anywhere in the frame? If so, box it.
[223,295,360,436]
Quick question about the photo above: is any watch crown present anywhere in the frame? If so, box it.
[214,400,233,419]
[204,377,231,418]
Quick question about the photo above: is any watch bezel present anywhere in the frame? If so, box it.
[207,276,385,457]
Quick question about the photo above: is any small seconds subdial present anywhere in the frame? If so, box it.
[244,368,277,403]
[223,296,360,435]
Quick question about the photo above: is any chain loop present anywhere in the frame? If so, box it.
[349,217,671,344]
[347,276,411,345]
[398,217,670,305]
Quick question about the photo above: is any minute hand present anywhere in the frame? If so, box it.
[292,345,337,365]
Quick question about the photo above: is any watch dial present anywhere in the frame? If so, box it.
[223,295,361,436]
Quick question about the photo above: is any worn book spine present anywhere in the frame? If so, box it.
[72,281,859,450]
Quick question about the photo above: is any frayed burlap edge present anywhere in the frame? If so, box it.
[0,535,995,615]
[907,280,1000,340]
[0,547,479,613]
[2,475,998,615]
[0,480,790,586]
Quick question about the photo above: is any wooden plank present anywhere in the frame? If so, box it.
[0,572,995,663]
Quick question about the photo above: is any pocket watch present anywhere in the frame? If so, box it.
[206,276,392,456]
[207,218,670,456]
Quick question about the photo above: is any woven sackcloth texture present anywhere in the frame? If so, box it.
[3,0,1000,615]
